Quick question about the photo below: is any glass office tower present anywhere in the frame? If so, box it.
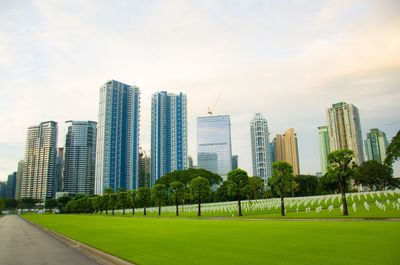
[197,115,232,179]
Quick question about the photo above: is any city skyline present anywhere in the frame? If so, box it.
[1,1,400,180]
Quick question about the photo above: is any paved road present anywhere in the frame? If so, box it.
[0,215,102,265]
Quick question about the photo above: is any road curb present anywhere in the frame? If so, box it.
[20,216,135,265]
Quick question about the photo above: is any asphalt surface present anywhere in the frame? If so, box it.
[0,215,102,265]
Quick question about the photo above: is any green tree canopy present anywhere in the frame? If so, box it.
[156,168,222,187]
[137,187,151,215]
[152,184,167,215]
[355,160,397,190]
[385,130,400,167]
[327,149,355,216]
[248,176,264,200]
[227,169,249,216]
[190,177,210,216]
[118,192,130,215]
[268,161,294,216]
[295,175,318,196]
[170,181,186,216]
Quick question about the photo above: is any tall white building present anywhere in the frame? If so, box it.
[151,91,187,186]
[327,102,364,165]
[197,115,232,179]
[250,113,272,181]
[22,121,57,200]
[95,80,140,195]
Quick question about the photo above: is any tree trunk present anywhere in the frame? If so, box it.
[106,209,108,215]
[238,194,242,216]
[339,180,348,216]
[112,208,115,215]
[158,205,161,216]
[280,195,285,216]
[144,204,147,216]
[198,196,201,217]
[132,207,135,215]
[175,198,179,216]
[123,207,125,215]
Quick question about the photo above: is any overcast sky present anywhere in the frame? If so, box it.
[1,0,399,181]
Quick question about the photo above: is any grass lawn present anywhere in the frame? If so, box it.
[23,214,400,265]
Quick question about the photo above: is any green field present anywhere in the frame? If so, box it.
[23,214,400,265]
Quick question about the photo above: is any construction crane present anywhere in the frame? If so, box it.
[207,90,222,115]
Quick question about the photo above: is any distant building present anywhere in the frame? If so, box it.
[250,113,272,181]
[22,121,58,200]
[64,121,97,196]
[151,91,187,186]
[273,128,300,176]
[327,102,364,165]
[231,155,238,170]
[15,160,24,199]
[95,80,140,194]
[197,115,232,180]
[6,172,17,199]
[365,128,388,164]
[188,156,194,169]
[54,147,64,193]
[0,182,6,198]
[138,148,151,188]
[318,126,330,175]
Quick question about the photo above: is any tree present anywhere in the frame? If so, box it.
[0,198,5,214]
[248,176,264,200]
[137,187,151,215]
[327,149,355,216]
[109,193,118,215]
[56,196,72,213]
[45,198,57,211]
[170,181,185,216]
[385,130,400,167]
[190,177,210,217]
[5,199,18,210]
[295,175,318,196]
[268,161,294,216]
[102,194,110,215]
[156,168,222,187]
[227,169,249,216]
[355,160,397,190]
[129,190,137,215]
[152,184,167,216]
[118,192,129,215]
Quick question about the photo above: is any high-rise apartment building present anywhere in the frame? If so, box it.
[318,126,330,175]
[95,80,140,194]
[273,128,300,176]
[54,147,64,193]
[15,160,24,199]
[188,156,194,169]
[250,113,272,181]
[197,115,232,179]
[151,91,187,186]
[0,182,6,198]
[231,155,238,170]
[138,148,151,188]
[327,102,364,165]
[22,121,58,200]
[365,128,388,164]
[6,172,17,199]
[64,121,97,195]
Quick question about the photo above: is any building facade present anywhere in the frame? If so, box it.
[6,172,17,199]
[250,113,272,181]
[138,148,151,188]
[273,128,300,176]
[22,121,58,200]
[95,80,140,194]
[64,121,97,195]
[318,126,330,175]
[15,160,24,199]
[197,115,232,179]
[231,155,238,170]
[151,91,187,186]
[365,128,388,164]
[327,102,364,165]
[0,182,6,198]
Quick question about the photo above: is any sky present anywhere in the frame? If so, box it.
[0,0,399,181]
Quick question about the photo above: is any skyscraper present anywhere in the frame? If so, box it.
[15,160,24,199]
[197,115,232,179]
[365,128,388,164]
[250,113,272,181]
[138,148,151,188]
[22,121,58,200]
[95,80,140,195]
[6,172,17,199]
[64,121,97,195]
[273,128,300,176]
[327,102,364,165]
[318,126,330,175]
[151,91,187,186]
[0,182,6,198]
[54,147,64,193]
